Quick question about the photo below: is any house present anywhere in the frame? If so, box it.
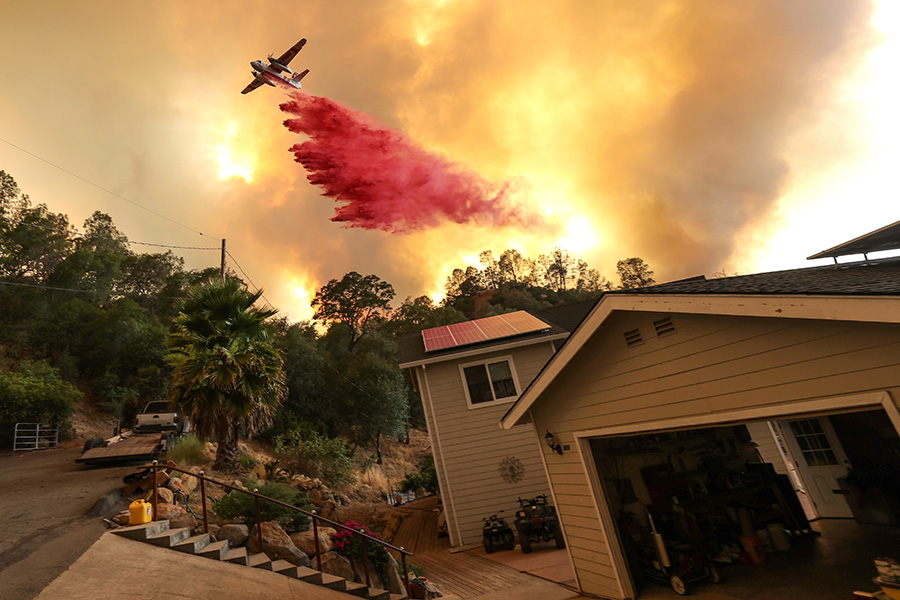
[399,302,595,547]
[500,237,900,597]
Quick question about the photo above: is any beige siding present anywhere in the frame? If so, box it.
[529,312,900,598]
[419,342,555,546]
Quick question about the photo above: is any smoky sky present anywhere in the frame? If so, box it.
[0,0,878,320]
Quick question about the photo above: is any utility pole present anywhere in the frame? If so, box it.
[220,238,226,280]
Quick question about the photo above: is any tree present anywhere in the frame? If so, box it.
[543,247,575,291]
[498,249,533,285]
[617,257,656,289]
[311,272,395,352]
[166,280,286,473]
[0,360,80,444]
[387,296,465,338]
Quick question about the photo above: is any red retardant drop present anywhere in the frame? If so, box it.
[280,91,537,232]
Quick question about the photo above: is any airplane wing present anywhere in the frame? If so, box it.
[276,38,307,67]
[241,79,265,94]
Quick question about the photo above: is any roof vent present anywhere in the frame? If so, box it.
[654,317,675,337]
[624,328,643,347]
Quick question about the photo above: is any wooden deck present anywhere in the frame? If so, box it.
[390,497,580,600]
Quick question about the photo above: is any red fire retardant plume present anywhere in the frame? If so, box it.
[280,91,536,232]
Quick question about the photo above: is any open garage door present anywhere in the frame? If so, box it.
[585,406,900,599]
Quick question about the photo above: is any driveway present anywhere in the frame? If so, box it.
[0,447,134,600]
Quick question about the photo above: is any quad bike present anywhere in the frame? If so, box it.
[514,494,565,553]
[482,511,515,553]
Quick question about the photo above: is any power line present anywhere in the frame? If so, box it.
[0,215,219,251]
[0,279,187,300]
[0,136,211,239]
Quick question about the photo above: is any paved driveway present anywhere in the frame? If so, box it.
[0,447,134,600]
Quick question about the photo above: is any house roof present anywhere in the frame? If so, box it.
[616,255,900,296]
[500,256,900,429]
[398,300,597,369]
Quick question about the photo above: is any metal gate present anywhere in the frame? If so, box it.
[13,423,58,450]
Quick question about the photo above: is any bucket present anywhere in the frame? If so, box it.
[740,535,766,563]
[766,524,791,551]
[129,499,153,525]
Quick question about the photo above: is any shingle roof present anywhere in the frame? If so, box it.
[616,256,900,296]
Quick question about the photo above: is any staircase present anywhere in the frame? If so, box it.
[112,521,407,600]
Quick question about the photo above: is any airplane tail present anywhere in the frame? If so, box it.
[291,69,309,83]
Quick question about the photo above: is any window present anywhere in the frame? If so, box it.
[460,357,519,407]
[788,419,839,467]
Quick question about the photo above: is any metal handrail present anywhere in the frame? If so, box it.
[149,461,410,592]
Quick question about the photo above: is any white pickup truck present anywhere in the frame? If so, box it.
[134,401,189,435]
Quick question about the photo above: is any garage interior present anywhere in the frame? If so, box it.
[590,409,900,598]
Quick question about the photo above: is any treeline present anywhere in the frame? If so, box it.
[0,169,656,468]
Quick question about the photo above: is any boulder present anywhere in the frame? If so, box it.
[170,512,197,530]
[217,524,249,547]
[180,467,200,492]
[206,523,221,539]
[248,521,313,568]
[167,477,189,499]
[112,510,130,525]
[351,558,384,590]
[148,487,174,505]
[155,503,187,522]
[290,527,335,557]
[318,551,354,580]
[386,553,405,595]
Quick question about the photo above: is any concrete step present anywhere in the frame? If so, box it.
[110,521,169,541]
[146,527,191,548]
[294,566,325,585]
[320,573,348,590]
[343,581,369,597]
[247,553,272,570]
[224,547,248,565]
[265,560,299,576]
[364,588,391,600]
[172,534,211,554]
[388,594,409,600]
[198,540,230,560]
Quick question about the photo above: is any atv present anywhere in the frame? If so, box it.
[514,494,565,553]
[482,511,515,553]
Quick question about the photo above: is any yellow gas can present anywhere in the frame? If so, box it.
[128,499,153,525]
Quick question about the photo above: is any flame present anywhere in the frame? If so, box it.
[213,122,254,182]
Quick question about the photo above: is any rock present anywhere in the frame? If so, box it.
[170,512,197,530]
[248,521,312,568]
[386,553,405,595]
[112,511,130,525]
[206,523,221,539]
[290,528,335,556]
[155,503,187,522]
[307,488,324,506]
[217,524,249,547]
[168,477,189,499]
[148,487,174,505]
[318,551,354,580]
[179,467,200,492]
[351,558,384,590]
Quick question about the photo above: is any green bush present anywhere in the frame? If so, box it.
[163,435,206,465]
[214,481,310,532]
[239,452,258,470]
[275,424,355,485]
[400,455,438,494]
[0,361,79,444]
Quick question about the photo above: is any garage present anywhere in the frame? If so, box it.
[586,404,900,598]
[499,251,900,599]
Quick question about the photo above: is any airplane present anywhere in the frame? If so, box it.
[241,38,309,94]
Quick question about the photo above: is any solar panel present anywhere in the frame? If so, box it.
[421,311,550,352]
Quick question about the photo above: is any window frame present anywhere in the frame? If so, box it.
[458,355,521,410]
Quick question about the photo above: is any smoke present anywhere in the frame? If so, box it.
[279,91,538,233]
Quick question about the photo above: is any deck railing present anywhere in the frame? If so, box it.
[149,460,411,591]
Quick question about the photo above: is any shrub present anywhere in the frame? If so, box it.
[213,481,310,532]
[400,455,438,494]
[0,361,79,445]
[332,521,391,585]
[163,435,206,465]
[239,452,258,471]
[275,424,355,485]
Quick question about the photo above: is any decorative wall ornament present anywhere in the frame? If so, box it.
[499,456,525,484]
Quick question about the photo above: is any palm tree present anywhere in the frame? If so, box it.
[166,279,286,473]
